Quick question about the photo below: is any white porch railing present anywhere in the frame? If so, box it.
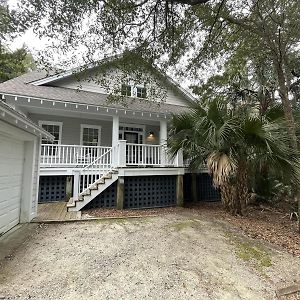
[126,143,162,166]
[40,144,111,167]
[125,143,181,167]
[40,142,183,169]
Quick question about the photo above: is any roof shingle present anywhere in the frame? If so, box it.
[0,70,188,115]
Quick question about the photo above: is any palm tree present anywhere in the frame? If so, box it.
[168,100,300,215]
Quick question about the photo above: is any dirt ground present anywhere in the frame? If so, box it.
[0,210,300,300]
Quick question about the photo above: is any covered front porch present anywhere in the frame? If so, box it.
[38,113,183,173]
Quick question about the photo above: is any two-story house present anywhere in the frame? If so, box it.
[0,55,219,213]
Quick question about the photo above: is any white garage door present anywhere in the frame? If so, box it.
[0,134,24,235]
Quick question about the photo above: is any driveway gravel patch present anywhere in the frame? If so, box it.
[0,211,299,300]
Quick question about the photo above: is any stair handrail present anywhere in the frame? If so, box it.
[78,147,113,196]
[81,147,112,172]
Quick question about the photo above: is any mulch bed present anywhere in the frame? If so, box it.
[186,202,300,257]
[83,202,300,257]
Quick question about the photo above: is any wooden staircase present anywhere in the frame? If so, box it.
[67,169,118,211]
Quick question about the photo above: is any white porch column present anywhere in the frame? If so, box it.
[159,120,168,145]
[112,115,119,147]
[160,120,168,166]
[112,115,120,167]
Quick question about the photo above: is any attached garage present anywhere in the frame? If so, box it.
[0,101,53,235]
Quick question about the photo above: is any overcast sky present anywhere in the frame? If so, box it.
[7,0,213,88]
[8,0,47,53]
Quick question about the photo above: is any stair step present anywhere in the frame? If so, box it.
[67,197,76,208]
[103,174,112,179]
[95,178,105,184]
[71,169,119,211]
[82,190,91,196]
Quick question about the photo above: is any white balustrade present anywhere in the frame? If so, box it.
[41,142,184,169]
[40,144,111,167]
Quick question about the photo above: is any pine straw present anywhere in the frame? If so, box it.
[186,202,300,257]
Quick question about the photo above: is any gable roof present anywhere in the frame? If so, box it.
[0,100,54,140]
[0,56,193,115]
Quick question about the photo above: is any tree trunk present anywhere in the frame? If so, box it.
[274,60,297,148]
[219,162,249,216]
[220,181,232,211]
[236,161,249,214]
[274,59,300,232]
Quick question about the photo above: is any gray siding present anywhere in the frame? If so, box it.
[29,113,161,146]
[29,114,113,146]
[53,67,188,107]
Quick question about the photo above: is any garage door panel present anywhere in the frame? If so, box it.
[0,134,24,235]
[0,186,22,203]
[0,196,21,210]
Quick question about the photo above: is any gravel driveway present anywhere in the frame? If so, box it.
[0,211,299,300]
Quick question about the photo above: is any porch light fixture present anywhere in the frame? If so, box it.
[15,96,18,101]
[146,131,155,142]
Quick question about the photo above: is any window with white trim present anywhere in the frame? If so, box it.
[136,86,147,98]
[39,121,62,145]
[80,124,101,146]
[121,84,147,99]
[121,84,132,97]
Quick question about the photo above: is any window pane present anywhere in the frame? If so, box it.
[41,124,60,144]
[121,84,132,96]
[136,87,146,98]
[82,127,99,146]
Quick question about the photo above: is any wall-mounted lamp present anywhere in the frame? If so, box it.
[146,131,155,142]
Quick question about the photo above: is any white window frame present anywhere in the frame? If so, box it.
[121,82,147,99]
[38,121,63,144]
[135,85,147,99]
[80,124,102,146]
